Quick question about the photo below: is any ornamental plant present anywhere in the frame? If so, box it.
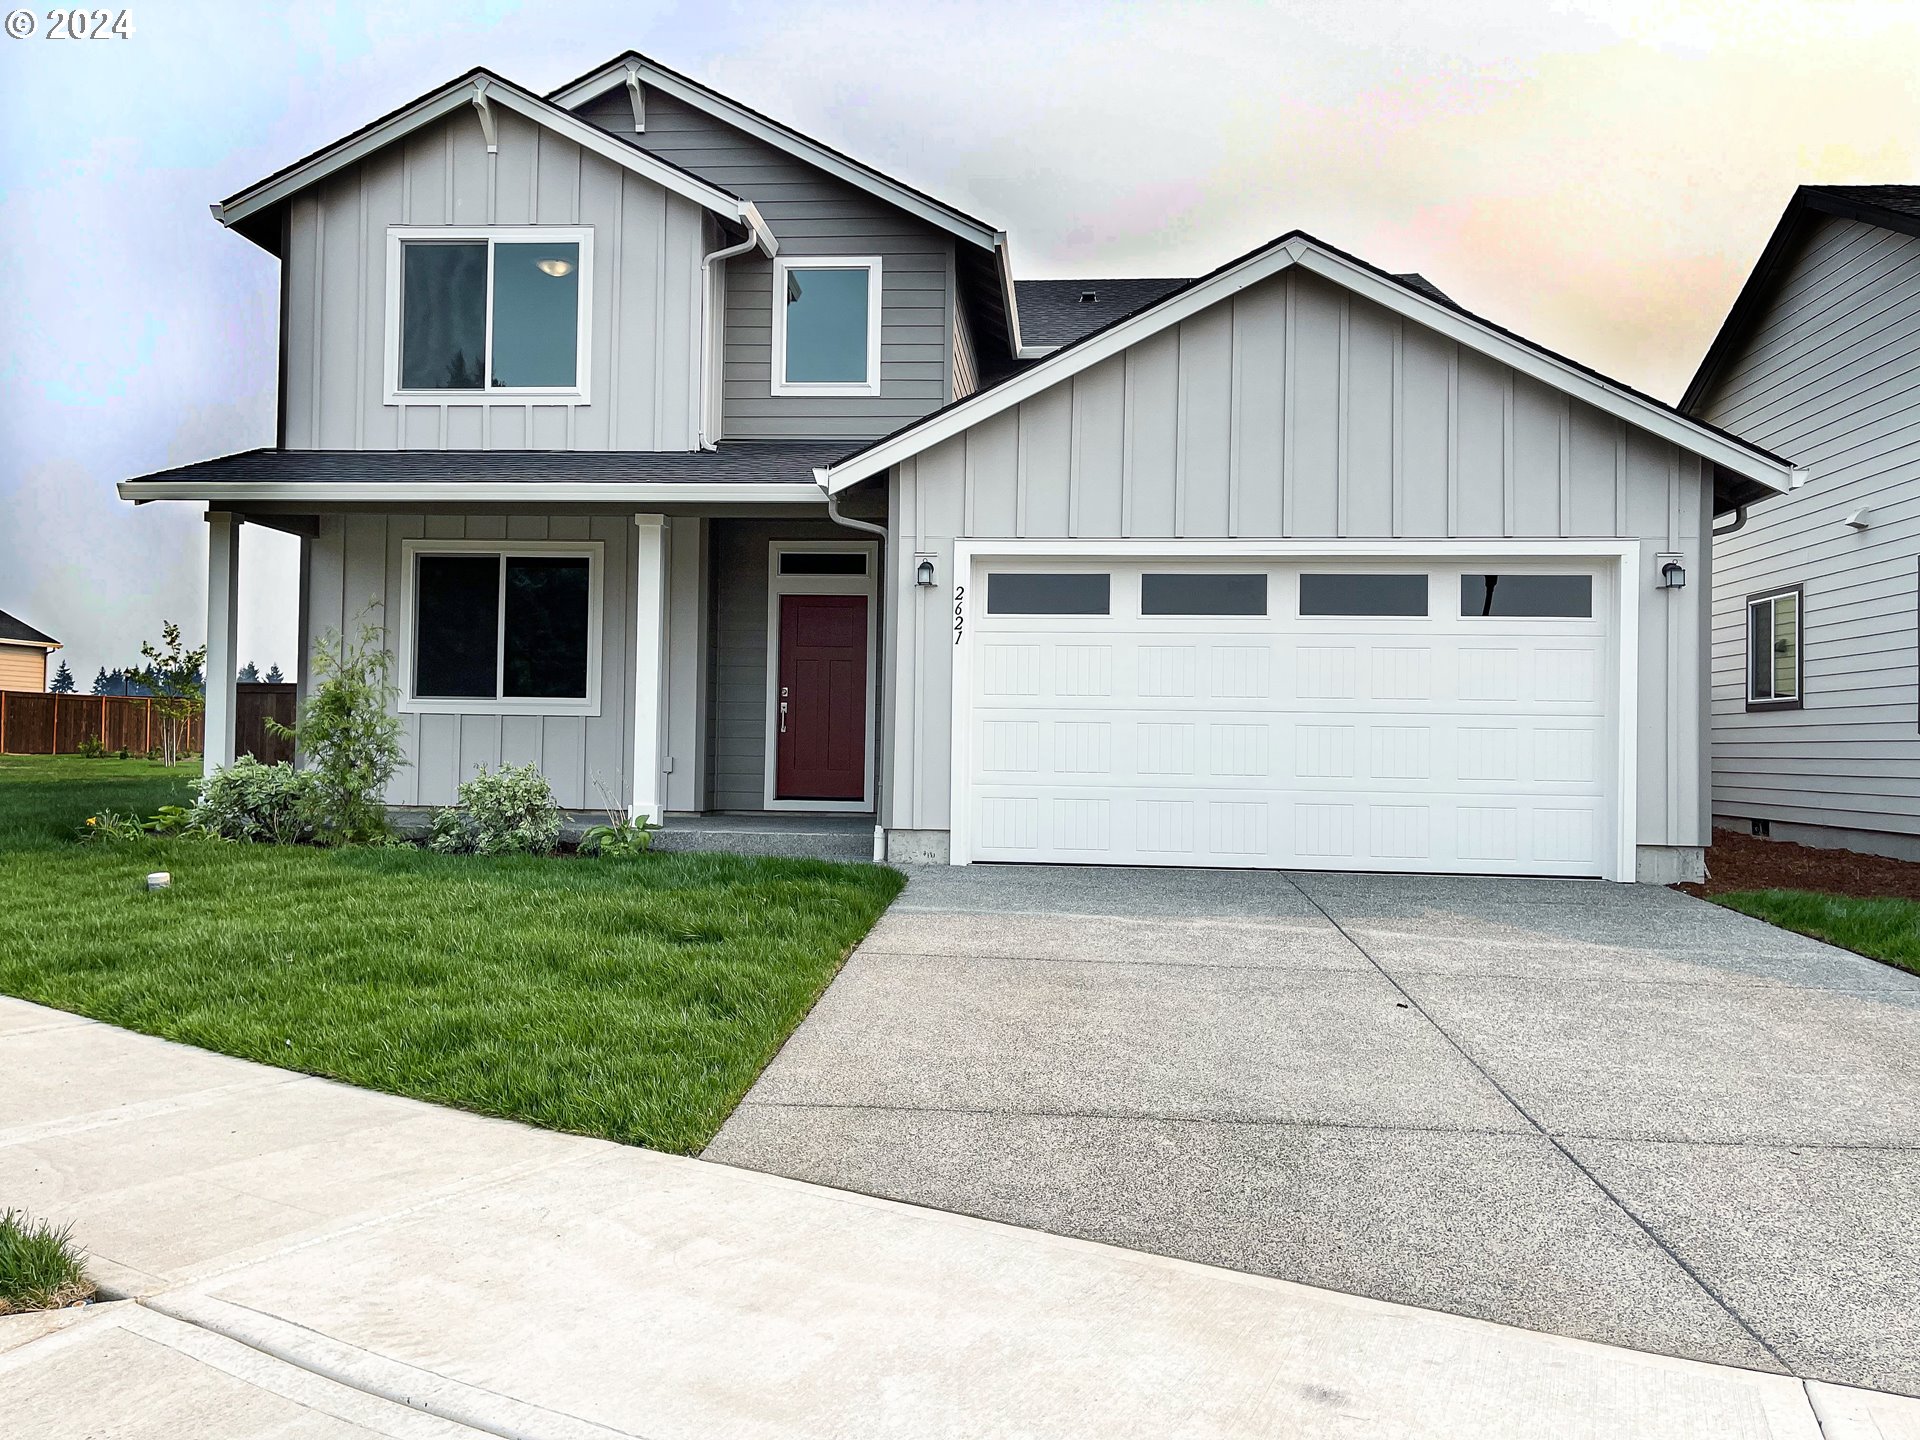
[430,763,562,856]
[272,623,407,844]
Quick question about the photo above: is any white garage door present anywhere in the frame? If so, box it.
[962,560,1617,877]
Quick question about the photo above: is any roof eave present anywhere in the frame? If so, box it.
[118,480,826,505]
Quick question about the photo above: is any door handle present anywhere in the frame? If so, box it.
[779,701,788,733]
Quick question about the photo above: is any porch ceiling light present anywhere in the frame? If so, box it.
[536,257,574,278]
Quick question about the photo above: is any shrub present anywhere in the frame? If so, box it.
[191,757,319,844]
[77,810,148,844]
[274,623,407,844]
[0,1210,94,1314]
[74,734,105,759]
[579,812,653,858]
[430,763,562,856]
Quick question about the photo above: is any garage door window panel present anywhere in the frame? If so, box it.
[1141,573,1267,616]
[1462,573,1593,619]
[987,573,1111,616]
[1299,573,1429,617]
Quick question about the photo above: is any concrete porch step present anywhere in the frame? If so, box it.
[651,814,877,863]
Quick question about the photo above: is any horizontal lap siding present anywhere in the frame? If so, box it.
[1699,215,1920,837]
[885,268,1708,847]
[303,511,633,809]
[283,107,705,452]
[578,89,955,442]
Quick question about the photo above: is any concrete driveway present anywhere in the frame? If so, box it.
[706,867,1920,1396]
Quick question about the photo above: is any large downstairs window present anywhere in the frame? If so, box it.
[401,541,602,715]
[386,228,591,401]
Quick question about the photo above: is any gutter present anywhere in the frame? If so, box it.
[698,213,770,449]
[816,468,887,539]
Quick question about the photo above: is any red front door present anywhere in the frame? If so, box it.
[775,593,868,802]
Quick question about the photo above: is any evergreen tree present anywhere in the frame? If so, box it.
[237,661,260,684]
[263,664,285,684]
[90,667,110,695]
[49,660,75,693]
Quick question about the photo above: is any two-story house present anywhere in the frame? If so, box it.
[123,52,1803,880]
[1685,186,1920,861]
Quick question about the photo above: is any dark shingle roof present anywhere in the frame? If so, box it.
[0,610,58,647]
[1015,279,1192,347]
[123,443,840,490]
[1802,185,1920,223]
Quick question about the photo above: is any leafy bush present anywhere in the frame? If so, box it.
[274,623,407,844]
[191,757,319,844]
[0,1210,94,1314]
[430,764,562,856]
[580,811,653,858]
[74,735,105,759]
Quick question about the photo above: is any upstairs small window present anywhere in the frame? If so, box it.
[389,229,590,400]
[773,257,881,396]
[1747,586,1803,710]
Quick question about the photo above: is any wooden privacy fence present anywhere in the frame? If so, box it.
[0,685,295,762]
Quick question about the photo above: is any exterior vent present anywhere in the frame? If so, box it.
[1078,289,1097,304]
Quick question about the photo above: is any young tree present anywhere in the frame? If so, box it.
[271,622,406,843]
[237,661,260,684]
[49,661,75,694]
[89,667,110,696]
[263,664,285,684]
[133,622,207,767]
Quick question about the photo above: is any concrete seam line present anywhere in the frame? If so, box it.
[141,1293,653,1440]
[726,1099,1537,1137]
[1278,872,1798,1376]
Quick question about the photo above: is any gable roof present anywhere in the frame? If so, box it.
[548,51,1000,251]
[0,610,59,648]
[818,230,1804,504]
[1014,279,1192,347]
[1682,185,1920,416]
[212,68,775,255]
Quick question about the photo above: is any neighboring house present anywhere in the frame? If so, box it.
[1684,186,1920,861]
[0,610,60,692]
[120,52,1801,881]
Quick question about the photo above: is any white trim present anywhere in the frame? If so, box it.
[203,511,240,775]
[214,74,761,243]
[821,235,1803,495]
[770,257,883,397]
[549,58,1000,252]
[383,226,594,405]
[948,538,1642,883]
[396,538,604,716]
[1745,585,1803,705]
[762,539,878,813]
[631,516,670,824]
[119,481,827,504]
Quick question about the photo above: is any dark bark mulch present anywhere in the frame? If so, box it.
[1678,826,1920,901]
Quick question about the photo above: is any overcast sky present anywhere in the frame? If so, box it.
[3,0,1916,684]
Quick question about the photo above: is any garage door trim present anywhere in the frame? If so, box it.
[949,538,1642,881]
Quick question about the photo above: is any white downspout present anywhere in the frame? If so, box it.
[818,469,889,861]
[697,226,761,451]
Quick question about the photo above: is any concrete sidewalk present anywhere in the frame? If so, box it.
[2,996,1915,1440]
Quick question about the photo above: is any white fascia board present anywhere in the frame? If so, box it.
[214,75,763,247]
[550,59,999,253]
[823,235,1801,496]
[118,481,826,505]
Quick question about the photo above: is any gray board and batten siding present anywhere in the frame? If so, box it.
[574,86,959,443]
[882,266,1713,860]
[281,105,712,452]
[1695,212,1920,846]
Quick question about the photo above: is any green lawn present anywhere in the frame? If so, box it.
[0,754,903,1153]
[1715,889,1920,977]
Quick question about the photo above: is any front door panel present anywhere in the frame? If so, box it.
[775,593,868,801]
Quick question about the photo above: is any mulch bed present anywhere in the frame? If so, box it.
[1678,826,1920,901]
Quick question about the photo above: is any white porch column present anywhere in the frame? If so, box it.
[664,517,708,812]
[203,510,241,775]
[630,514,670,823]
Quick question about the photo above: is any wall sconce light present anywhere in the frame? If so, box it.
[915,558,937,587]
[1657,559,1686,590]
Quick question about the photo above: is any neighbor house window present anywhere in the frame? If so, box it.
[388,229,591,399]
[1747,585,1802,710]
[772,257,881,396]
[403,542,601,713]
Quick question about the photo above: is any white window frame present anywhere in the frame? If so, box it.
[763,539,879,813]
[1745,584,1804,710]
[384,227,594,406]
[770,255,883,397]
[398,539,604,716]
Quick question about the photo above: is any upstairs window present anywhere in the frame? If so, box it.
[388,229,590,400]
[772,257,881,396]
[1747,585,1803,710]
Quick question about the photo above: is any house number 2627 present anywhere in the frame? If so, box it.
[953,585,966,645]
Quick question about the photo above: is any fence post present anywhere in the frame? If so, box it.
[51,693,59,755]
[1,689,7,754]
[144,698,152,755]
